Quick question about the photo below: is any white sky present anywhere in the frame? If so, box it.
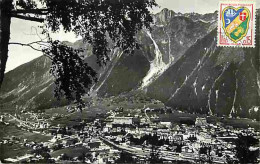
[6,0,259,72]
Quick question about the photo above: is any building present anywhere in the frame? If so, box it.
[160,122,172,129]
[112,117,140,125]
[0,115,4,122]
[195,117,207,127]
[173,134,183,141]
[113,117,133,125]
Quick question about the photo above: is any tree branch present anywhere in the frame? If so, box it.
[11,14,44,22]
[11,9,49,15]
[9,42,42,51]
[8,42,52,59]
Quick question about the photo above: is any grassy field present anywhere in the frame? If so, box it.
[93,95,260,130]
[0,124,51,142]
[0,122,53,161]
[158,111,260,130]
[207,117,260,130]
[0,143,31,161]
[44,104,108,127]
[51,146,90,158]
[78,96,260,130]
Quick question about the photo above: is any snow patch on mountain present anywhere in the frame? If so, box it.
[193,77,198,96]
[167,46,213,102]
[38,83,53,95]
[229,71,238,117]
[249,106,259,114]
[208,65,229,115]
[140,31,171,88]
[202,85,205,91]
[17,85,28,93]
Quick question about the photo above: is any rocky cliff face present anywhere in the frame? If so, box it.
[96,8,217,93]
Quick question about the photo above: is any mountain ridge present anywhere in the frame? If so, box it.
[1,9,259,120]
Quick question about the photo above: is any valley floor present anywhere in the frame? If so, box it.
[0,97,259,163]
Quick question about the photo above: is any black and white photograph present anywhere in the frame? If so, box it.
[0,0,259,163]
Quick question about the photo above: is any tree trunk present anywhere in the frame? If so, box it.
[0,0,12,88]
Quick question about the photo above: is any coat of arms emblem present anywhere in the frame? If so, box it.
[222,7,250,43]
[218,0,255,47]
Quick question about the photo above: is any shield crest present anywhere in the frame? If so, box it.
[222,6,250,43]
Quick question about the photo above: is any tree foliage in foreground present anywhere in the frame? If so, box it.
[44,40,97,106]
[0,0,157,107]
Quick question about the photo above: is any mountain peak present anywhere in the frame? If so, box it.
[160,8,175,14]
[154,8,175,24]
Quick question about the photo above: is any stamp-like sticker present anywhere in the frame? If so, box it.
[218,0,256,47]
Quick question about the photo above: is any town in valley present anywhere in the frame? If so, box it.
[0,98,259,163]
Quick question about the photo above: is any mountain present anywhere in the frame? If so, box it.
[0,40,101,111]
[95,8,217,95]
[146,9,260,120]
[146,29,259,120]
[96,9,259,120]
[0,56,56,110]
[1,8,259,120]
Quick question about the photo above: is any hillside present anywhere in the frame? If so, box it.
[96,8,217,95]
[0,41,101,111]
[147,25,259,120]
[0,8,259,120]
